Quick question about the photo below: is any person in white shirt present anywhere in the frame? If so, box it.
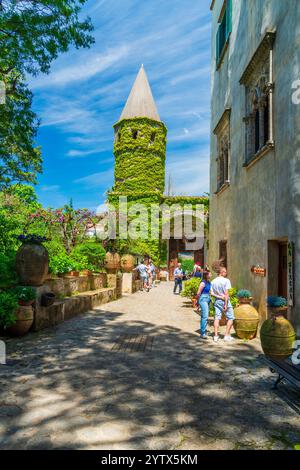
[173,263,183,294]
[211,266,235,342]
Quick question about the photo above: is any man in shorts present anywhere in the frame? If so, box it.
[134,260,149,292]
[211,266,235,342]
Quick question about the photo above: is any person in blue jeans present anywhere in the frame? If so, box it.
[173,263,183,294]
[196,270,212,339]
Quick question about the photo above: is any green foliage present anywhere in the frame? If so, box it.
[13,286,36,302]
[0,251,17,289]
[0,1,94,188]
[49,254,73,275]
[113,118,167,194]
[237,289,252,299]
[229,288,239,308]
[0,291,18,328]
[71,241,106,271]
[181,278,201,299]
[267,296,287,308]
[49,252,90,274]
[44,239,67,259]
[179,259,194,273]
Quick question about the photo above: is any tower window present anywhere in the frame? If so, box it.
[150,132,156,144]
[132,130,138,139]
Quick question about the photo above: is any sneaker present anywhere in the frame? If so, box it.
[213,336,219,343]
[224,335,234,342]
[200,334,208,340]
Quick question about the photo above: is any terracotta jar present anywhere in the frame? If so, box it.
[120,254,135,272]
[234,298,259,340]
[104,252,120,273]
[16,242,49,286]
[8,306,34,337]
[260,309,296,360]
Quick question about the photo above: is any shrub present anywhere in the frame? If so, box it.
[0,291,18,328]
[180,259,194,274]
[0,251,17,289]
[49,254,73,275]
[237,289,252,299]
[229,288,239,308]
[13,286,36,302]
[71,241,106,272]
[181,277,201,299]
[44,239,66,258]
[267,296,287,308]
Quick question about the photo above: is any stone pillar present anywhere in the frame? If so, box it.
[122,273,134,294]
[107,273,123,299]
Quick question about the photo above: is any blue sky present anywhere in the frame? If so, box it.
[31,0,212,211]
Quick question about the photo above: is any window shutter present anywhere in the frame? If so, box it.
[226,0,232,38]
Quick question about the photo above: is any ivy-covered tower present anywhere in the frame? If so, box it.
[108,65,167,262]
[112,65,167,194]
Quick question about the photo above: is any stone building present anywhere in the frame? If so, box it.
[209,0,300,333]
[108,65,208,276]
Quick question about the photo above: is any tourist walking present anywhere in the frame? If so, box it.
[133,260,149,292]
[211,267,235,342]
[149,259,156,287]
[173,263,183,294]
[196,270,212,339]
[193,265,203,279]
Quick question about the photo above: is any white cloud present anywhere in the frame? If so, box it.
[32,45,130,89]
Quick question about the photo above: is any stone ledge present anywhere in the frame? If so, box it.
[32,287,116,331]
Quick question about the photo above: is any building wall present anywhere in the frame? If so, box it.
[209,0,300,333]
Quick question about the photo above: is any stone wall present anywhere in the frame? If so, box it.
[209,0,300,333]
[46,273,107,297]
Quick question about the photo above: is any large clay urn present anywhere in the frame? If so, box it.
[120,254,135,272]
[8,306,34,337]
[104,252,120,273]
[260,310,296,360]
[16,242,49,286]
[234,298,259,340]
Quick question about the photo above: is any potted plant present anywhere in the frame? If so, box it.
[13,286,37,306]
[49,254,73,277]
[181,277,201,308]
[233,289,259,340]
[16,234,49,286]
[260,296,296,360]
[236,289,252,304]
[267,296,288,316]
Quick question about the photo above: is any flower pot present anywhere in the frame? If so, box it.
[58,272,69,278]
[234,301,259,340]
[192,296,198,309]
[8,306,34,337]
[41,292,56,307]
[18,299,34,307]
[120,254,135,273]
[16,242,49,286]
[81,269,92,276]
[260,313,296,360]
[104,252,120,273]
[69,271,80,277]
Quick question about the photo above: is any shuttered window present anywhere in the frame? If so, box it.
[216,0,232,67]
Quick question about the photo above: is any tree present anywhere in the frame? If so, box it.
[0,1,94,188]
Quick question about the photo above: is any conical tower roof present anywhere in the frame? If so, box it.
[119,65,161,122]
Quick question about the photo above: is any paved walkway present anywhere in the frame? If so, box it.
[1,283,299,450]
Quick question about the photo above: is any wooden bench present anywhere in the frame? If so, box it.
[260,355,300,390]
